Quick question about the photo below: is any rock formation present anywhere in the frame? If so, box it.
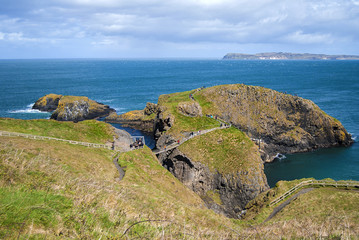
[32,94,62,112]
[33,94,115,122]
[147,84,352,218]
[105,102,157,133]
[193,84,353,162]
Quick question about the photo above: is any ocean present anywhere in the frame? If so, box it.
[0,59,358,187]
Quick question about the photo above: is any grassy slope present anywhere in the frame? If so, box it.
[0,118,114,144]
[243,178,359,238]
[159,90,261,175]
[0,119,239,239]
[178,127,259,175]
[157,90,220,138]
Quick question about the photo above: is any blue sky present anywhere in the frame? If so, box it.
[1,0,358,58]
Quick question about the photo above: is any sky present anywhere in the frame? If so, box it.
[0,0,359,59]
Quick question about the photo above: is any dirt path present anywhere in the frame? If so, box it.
[113,155,125,181]
[263,188,314,223]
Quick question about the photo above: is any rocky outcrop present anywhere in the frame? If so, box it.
[177,101,202,117]
[32,94,62,112]
[157,147,268,218]
[33,94,115,122]
[195,84,353,162]
[105,102,157,133]
[51,96,114,121]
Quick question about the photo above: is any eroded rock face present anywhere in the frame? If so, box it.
[104,103,158,133]
[32,94,63,112]
[197,85,353,161]
[177,101,202,117]
[144,102,158,115]
[157,148,268,218]
[50,96,114,121]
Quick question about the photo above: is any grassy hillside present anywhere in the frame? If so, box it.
[1,117,358,239]
[157,90,220,139]
[179,127,259,175]
[0,118,114,144]
[0,119,239,239]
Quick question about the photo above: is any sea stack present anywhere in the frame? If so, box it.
[33,94,115,122]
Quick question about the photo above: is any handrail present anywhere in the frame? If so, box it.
[269,179,359,206]
[153,124,230,154]
[0,130,112,150]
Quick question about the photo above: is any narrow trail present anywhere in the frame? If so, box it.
[263,188,314,223]
[113,153,125,181]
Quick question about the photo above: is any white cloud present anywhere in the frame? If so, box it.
[284,31,333,44]
[0,0,358,58]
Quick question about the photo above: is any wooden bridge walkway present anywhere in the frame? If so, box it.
[270,179,359,206]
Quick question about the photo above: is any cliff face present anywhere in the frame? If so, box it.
[51,96,115,121]
[156,133,268,218]
[152,90,269,218]
[105,102,157,133]
[194,84,353,161]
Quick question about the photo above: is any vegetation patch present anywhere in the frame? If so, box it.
[0,118,114,143]
[157,90,220,138]
[179,127,258,175]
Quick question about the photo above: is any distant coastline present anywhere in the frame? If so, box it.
[223,52,359,60]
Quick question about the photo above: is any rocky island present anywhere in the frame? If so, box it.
[223,52,359,60]
[33,94,115,121]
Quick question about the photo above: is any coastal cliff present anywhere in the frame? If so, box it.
[193,84,353,162]
[32,94,115,121]
[152,89,269,218]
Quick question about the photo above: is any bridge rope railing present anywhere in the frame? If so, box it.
[0,130,112,150]
[269,179,359,206]
[153,124,230,155]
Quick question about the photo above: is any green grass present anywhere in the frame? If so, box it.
[157,90,220,138]
[0,187,72,239]
[178,127,259,175]
[0,118,114,143]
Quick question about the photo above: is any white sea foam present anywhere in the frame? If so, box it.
[274,153,286,160]
[8,103,49,114]
[114,107,126,114]
[96,99,114,103]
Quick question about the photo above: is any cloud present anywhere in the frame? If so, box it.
[284,31,333,44]
[0,0,358,58]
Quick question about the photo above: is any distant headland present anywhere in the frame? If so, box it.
[223,52,359,60]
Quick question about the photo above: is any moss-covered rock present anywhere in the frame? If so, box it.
[50,96,115,121]
[32,94,63,112]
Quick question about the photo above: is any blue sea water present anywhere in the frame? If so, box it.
[0,59,358,187]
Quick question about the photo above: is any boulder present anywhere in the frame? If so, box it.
[177,101,202,117]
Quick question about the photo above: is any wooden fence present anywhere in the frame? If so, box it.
[270,179,359,206]
[0,130,112,150]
